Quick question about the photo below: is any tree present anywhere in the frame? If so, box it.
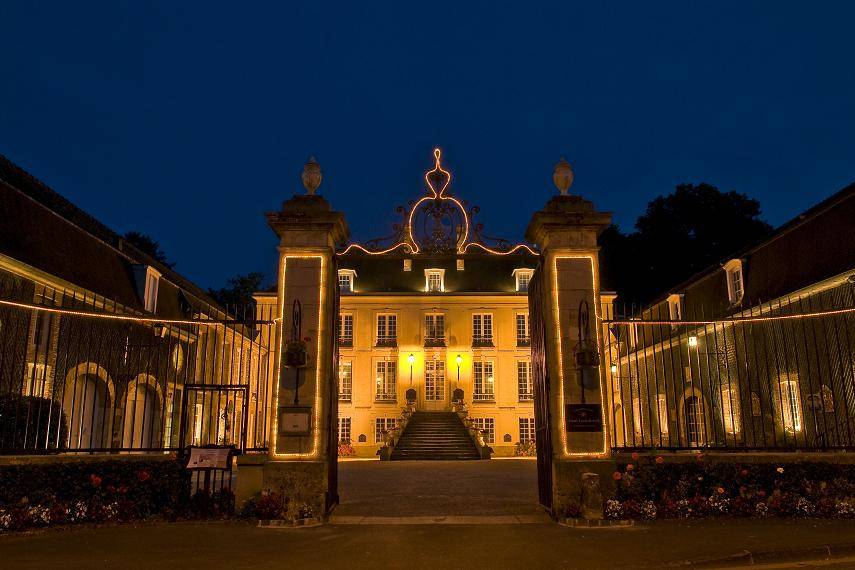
[207,272,266,309]
[600,183,773,306]
[122,231,175,268]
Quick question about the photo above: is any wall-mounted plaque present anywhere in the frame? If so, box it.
[565,403,603,432]
[279,405,312,435]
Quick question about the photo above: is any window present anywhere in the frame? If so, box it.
[425,314,445,344]
[375,361,397,401]
[425,360,445,401]
[144,267,160,313]
[517,361,533,401]
[376,314,397,345]
[338,270,356,293]
[657,394,669,435]
[472,313,493,346]
[519,417,536,443]
[338,417,351,443]
[473,361,495,401]
[339,362,352,401]
[684,395,704,446]
[720,384,741,434]
[667,294,683,322]
[375,417,397,443]
[513,269,534,292]
[472,418,495,443]
[516,313,530,346]
[31,309,53,354]
[632,395,643,439]
[627,321,639,349]
[456,259,465,271]
[724,259,744,304]
[403,259,412,272]
[425,269,445,292]
[780,377,802,433]
[338,314,353,346]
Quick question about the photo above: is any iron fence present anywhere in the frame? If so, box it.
[0,272,276,455]
[602,280,855,451]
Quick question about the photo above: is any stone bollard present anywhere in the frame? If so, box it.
[580,472,603,520]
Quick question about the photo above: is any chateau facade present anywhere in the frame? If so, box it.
[333,253,537,456]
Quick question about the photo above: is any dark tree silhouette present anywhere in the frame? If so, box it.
[122,231,175,268]
[600,183,773,306]
[207,272,266,309]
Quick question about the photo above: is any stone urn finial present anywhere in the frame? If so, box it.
[302,156,322,195]
[553,157,574,196]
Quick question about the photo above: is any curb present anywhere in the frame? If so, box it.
[672,542,855,567]
[559,518,635,528]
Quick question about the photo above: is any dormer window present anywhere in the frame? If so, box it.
[144,267,161,313]
[724,259,744,305]
[513,268,534,292]
[338,269,357,293]
[667,294,683,322]
[425,269,445,292]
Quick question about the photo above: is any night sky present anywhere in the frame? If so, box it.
[1,2,854,289]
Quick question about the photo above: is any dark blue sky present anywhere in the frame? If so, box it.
[2,2,854,289]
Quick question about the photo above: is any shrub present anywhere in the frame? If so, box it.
[337,439,355,457]
[0,394,68,452]
[605,456,855,520]
[514,440,536,457]
[0,456,190,532]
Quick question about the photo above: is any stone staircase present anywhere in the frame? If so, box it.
[390,411,481,461]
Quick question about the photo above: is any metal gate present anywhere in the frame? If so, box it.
[178,384,249,451]
[529,262,554,512]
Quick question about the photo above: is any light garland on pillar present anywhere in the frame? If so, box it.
[271,253,327,459]
[552,254,609,458]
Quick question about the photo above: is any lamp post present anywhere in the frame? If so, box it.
[455,353,462,389]
[408,353,415,386]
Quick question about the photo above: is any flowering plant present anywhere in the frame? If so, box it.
[604,455,855,521]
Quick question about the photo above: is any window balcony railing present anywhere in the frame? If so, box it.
[516,336,531,347]
[374,393,397,403]
[339,336,353,348]
[424,336,446,348]
[339,393,352,402]
[375,336,397,348]
[472,392,495,402]
[518,393,534,402]
[472,336,494,348]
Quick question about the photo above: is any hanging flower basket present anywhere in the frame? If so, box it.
[285,337,310,368]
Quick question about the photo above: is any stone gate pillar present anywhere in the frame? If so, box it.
[237,158,348,518]
[525,159,613,516]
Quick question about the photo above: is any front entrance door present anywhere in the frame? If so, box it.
[422,359,446,410]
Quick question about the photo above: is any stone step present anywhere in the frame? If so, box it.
[390,412,481,461]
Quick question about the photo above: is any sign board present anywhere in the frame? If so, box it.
[279,405,312,435]
[565,403,603,432]
[186,447,232,470]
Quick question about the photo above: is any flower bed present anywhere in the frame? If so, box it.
[0,456,191,532]
[607,454,855,520]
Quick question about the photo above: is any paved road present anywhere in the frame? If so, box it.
[4,519,855,569]
[334,459,544,518]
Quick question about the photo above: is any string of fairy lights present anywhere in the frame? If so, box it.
[599,305,855,326]
[3,296,852,330]
[0,298,279,326]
